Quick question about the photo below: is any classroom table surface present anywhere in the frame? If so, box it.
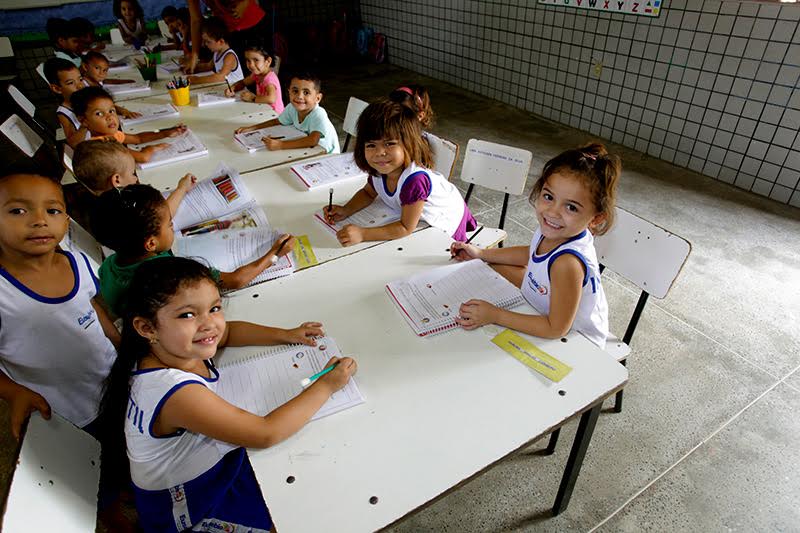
[216,227,628,533]
[120,92,326,188]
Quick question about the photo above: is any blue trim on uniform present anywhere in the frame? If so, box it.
[380,175,397,197]
[0,250,80,304]
[149,380,206,439]
[531,230,588,263]
[80,253,100,293]
[131,361,219,382]
[547,249,590,287]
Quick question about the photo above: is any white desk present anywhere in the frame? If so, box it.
[217,228,628,532]
[120,93,326,187]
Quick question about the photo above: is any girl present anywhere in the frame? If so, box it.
[224,43,284,113]
[389,85,434,128]
[324,99,475,246]
[70,86,184,161]
[187,17,245,85]
[450,143,621,348]
[92,183,297,317]
[100,257,356,532]
[114,0,148,46]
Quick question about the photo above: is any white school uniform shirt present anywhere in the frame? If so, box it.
[370,161,465,237]
[57,104,81,131]
[0,251,117,427]
[521,228,609,348]
[126,363,237,491]
[213,48,245,84]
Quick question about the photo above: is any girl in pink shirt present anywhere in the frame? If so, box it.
[225,44,284,113]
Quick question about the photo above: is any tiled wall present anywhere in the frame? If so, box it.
[361,0,800,207]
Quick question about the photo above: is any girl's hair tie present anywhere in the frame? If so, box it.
[396,86,413,95]
[583,152,597,161]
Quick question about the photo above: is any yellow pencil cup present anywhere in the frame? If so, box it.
[169,86,191,106]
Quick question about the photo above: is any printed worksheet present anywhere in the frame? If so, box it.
[314,198,401,234]
[234,125,306,152]
[134,129,208,169]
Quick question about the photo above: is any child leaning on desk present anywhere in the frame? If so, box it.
[91,183,297,318]
[324,99,476,246]
[450,143,620,349]
[100,257,357,532]
[234,72,340,153]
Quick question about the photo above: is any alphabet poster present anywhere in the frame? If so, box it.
[538,0,662,17]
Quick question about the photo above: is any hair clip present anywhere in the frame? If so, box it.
[583,152,597,161]
[396,86,413,95]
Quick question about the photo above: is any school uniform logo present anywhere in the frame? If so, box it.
[77,308,96,329]
[527,271,548,295]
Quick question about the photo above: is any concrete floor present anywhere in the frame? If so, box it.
[1,62,799,531]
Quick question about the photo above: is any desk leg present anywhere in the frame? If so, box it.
[551,404,601,516]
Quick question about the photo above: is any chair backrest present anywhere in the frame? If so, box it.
[343,96,368,137]
[35,62,48,84]
[158,19,171,39]
[426,132,459,179]
[8,85,36,118]
[0,37,13,58]
[0,114,44,157]
[460,139,532,196]
[109,28,124,45]
[61,217,104,272]
[1,413,100,533]
[63,144,75,172]
[594,207,691,299]
[273,55,281,76]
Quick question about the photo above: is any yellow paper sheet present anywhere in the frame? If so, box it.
[293,235,318,270]
[491,329,572,382]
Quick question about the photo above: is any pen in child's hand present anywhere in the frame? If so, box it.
[450,226,484,259]
[270,236,291,264]
[328,187,334,216]
[225,76,232,92]
[300,363,337,387]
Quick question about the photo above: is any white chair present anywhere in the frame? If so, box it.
[1,413,100,533]
[460,139,533,247]
[61,217,105,272]
[0,36,16,81]
[8,85,56,143]
[1,114,45,157]
[272,55,281,76]
[109,28,124,45]
[158,19,172,39]
[544,207,691,453]
[426,132,459,180]
[342,96,368,152]
[35,62,48,84]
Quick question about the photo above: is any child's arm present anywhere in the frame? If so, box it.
[123,124,186,145]
[219,315,322,348]
[59,115,90,148]
[91,297,120,347]
[115,105,142,119]
[218,235,296,290]
[252,83,277,105]
[324,181,377,224]
[188,53,238,85]
[449,243,530,266]
[153,356,357,448]
[165,173,197,215]
[225,75,253,96]
[0,370,51,440]
[337,200,424,247]
[262,131,320,151]
[456,253,586,339]
[127,144,169,163]
[233,117,280,134]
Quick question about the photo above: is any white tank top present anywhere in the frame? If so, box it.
[57,105,81,130]
[126,362,237,490]
[213,48,245,84]
[0,251,117,427]
[520,228,609,348]
[370,162,465,237]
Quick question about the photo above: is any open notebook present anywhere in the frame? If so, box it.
[134,129,208,169]
[314,198,400,235]
[215,336,364,421]
[234,125,306,152]
[386,259,525,337]
[291,153,367,190]
[121,103,180,126]
[105,81,151,97]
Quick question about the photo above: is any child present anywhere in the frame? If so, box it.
[69,140,195,233]
[0,171,119,439]
[70,86,184,162]
[450,143,621,348]
[47,18,84,68]
[187,17,244,85]
[389,85,434,128]
[81,50,136,86]
[100,256,356,532]
[114,0,148,46]
[324,100,475,246]
[174,8,192,57]
[44,58,88,147]
[234,72,339,153]
[159,6,184,51]
[91,184,297,317]
[72,17,105,53]
[224,43,284,113]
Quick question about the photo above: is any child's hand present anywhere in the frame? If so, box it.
[336,224,364,247]
[119,107,140,119]
[240,90,255,102]
[282,321,325,346]
[234,125,255,134]
[166,124,187,137]
[262,136,283,151]
[224,87,236,97]
[316,356,358,393]
[450,242,483,261]
[270,234,296,257]
[455,299,498,330]
[324,204,348,223]
[176,173,197,192]
[8,386,51,441]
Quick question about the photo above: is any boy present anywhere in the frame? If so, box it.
[234,73,340,154]
[186,17,244,85]
[0,171,119,439]
[160,5,183,49]
[81,50,136,87]
[46,18,84,68]
[43,58,88,147]
[69,140,196,232]
[71,17,105,53]
[70,86,185,161]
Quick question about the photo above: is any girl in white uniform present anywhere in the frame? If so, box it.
[100,257,356,532]
[450,143,621,348]
[324,100,475,246]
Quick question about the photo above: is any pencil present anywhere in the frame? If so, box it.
[300,363,337,387]
[225,76,232,92]
[328,187,334,214]
[465,226,484,245]
[270,236,291,264]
